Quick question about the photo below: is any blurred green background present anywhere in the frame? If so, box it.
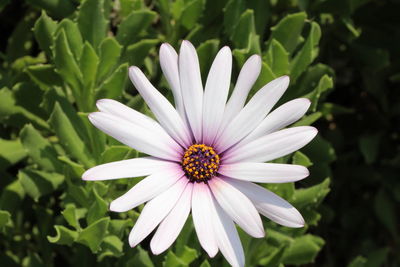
[0,0,399,266]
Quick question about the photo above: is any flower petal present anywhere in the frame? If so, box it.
[215,76,290,153]
[191,183,218,257]
[241,98,311,145]
[218,163,309,183]
[96,99,167,136]
[217,55,261,136]
[209,177,264,238]
[211,197,245,267]
[82,157,177,181]
[89,112,182,161]
[150,182,193,255]
[109,166,184,212]
[129,178,188,247]
[202,46,232,144]
[129,66,192,148]
[160,43,185,117]
[225,178,305,227]
[179,40,203,142]
[223,126,318,164]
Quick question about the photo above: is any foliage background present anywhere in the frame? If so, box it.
[0,0,398,266]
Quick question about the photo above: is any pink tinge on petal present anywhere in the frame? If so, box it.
[109,165,184,212]
[129,177,189,247]
[191,183,219,257]
[150,182,193,255]
[208,177,264,238]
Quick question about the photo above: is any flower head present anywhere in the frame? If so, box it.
[82,40,317,267]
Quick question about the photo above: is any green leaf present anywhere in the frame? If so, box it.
[125,39,159,66]
[0,210,11,228]
[77,217,110,253]
[25,0,75,18]
[282,235,325,264]
[26,64,63,90]
[163,246,198,266]
[20,124,62,172]
[348,256,367,267]
[292,178,330,209]
[116,10,156,47]
[33,11,57,57]
[97,37,122,82]
[290,22,321,82]
[199,260,211,267]
[197,39,220,80]
[48,102,94,167]
[358,134,381,164]
[304,75,333,112]
[48,225,78,245]
[62,204,81,230]
[55,19,84,60]
[270,12,307,54]
[6,12,35,62]
[53,30,83,101]
[130,246,154,267]
[100,145,134,163]
[265,39,289,76]
[98,235,124,260]
[231,9,258,49]
[292,151,313,167]
[223,0,245,36]
[87,188,108,225]
[18,169,64,201]
[374,189,397,237]
[0,181,25,212]
[80,42,99,109]
[0,138,27,169]
[180,0,205,30]
[77,0,108,49]
[250,62,276,97]
[96,63,128,99]
[109,219,132,238]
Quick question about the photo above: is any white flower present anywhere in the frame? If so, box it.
[82,40,317,267]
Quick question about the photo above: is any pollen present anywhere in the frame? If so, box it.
[182,144,220,183]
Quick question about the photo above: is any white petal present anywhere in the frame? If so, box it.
[179,40,203,142]
[217,55,261,136]
[109,167,184,212]
[191,183,218,257]
[202,46,232,144]
[218,163,309,183]
[150,182,193,255]
[96,99,168,137]
[82,157,177,181]
[160,43,185,117]
[129,178,188,247]
[223,126,318,164]
[211,197,245,267]
[89,112,182,161]
[225,178,305,227]
[129,66,192,148]
[215,76,290,153]
[209,177,264,238]
[241,98,311,145]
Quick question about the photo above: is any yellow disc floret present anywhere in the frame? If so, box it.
[182,144,220,183]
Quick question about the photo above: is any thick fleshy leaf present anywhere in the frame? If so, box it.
[128,178,188,247]
[225,178,305,227]
[202,46,232,144]
[179,40,203,142]
[211,197,245,267]
[219,163,309,183]
[191,183,218,257]
[209,177,264,238]
[218,55,261,135]
[242,98,311,145]
[83,157,176,181]
[223,126,318,164]
[88,112,182,161]
[77,217,110,253]
[129,66,192,148]
[160,43,185,117]
[109,167,184,212]
[150,183,193,254]
[215,76,290,152]
[77,0,107,49]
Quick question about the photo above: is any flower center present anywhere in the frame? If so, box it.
[181,144,220,183]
